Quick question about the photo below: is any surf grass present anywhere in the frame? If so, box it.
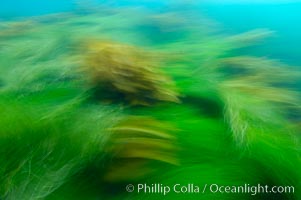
[0,6,300,200]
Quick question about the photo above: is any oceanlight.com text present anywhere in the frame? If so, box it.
[125,183,295,196]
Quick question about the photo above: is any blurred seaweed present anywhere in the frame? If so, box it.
[81,40,179,105]
[0,4,300,200]
[104,116,178,182]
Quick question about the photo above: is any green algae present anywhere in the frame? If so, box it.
[0,7,300,200]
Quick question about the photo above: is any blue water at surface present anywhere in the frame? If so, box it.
[1,0,300,65]
[200,3,301,65]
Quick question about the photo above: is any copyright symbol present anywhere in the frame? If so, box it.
[126,184,134,192]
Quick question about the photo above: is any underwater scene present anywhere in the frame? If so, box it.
[0,0,301,199]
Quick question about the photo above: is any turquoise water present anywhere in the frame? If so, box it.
[200,3,301,65]
[1,1,300,65]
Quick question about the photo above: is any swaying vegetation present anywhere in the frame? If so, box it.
[0,5,300,200]
[82,40,179,105]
